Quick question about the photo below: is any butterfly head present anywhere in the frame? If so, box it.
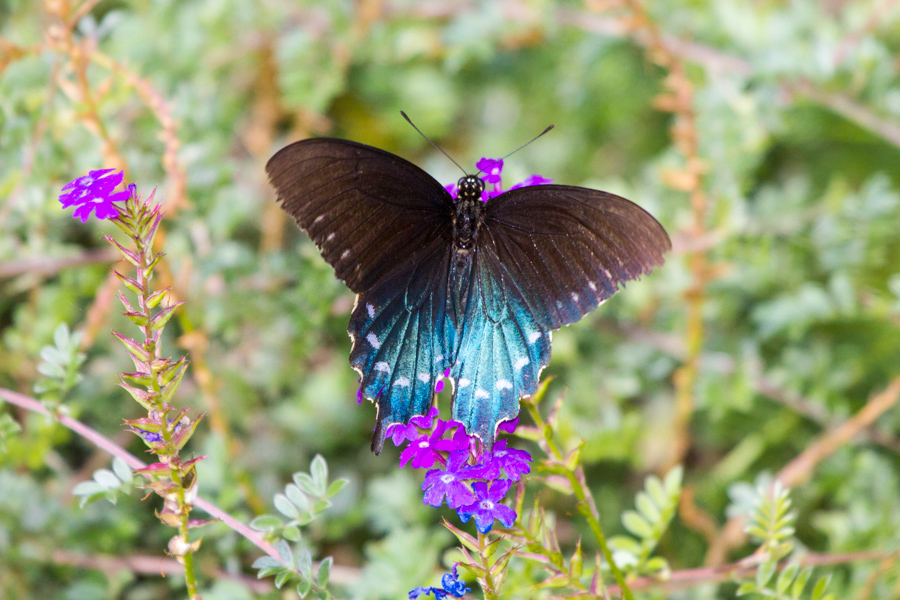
[456,175,485,201]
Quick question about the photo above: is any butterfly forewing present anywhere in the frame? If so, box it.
[266,138,454,293]
[482,185,671,330]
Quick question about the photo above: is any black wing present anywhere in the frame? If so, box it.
[266,138,455,293]
[482,185,671,330]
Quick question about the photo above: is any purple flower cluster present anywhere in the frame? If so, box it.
[387,412,530,534]
[59,169,130,222]
[409,564,471,599]
[443,157,552,202]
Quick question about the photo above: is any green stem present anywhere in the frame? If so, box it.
[523,398,636,600]
[477,532,500,600]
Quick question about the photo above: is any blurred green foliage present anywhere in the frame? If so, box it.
[2,0,900,598]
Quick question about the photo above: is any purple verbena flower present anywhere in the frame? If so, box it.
[457,479,517,533]
[497,417,519,434]
[399,419,460,469]
[59,169,130,222]
[475,157,503,185]
[510,174,553,190]
[409,564,470,599]
[386,406,440,447]
[479,438,532,482]
[444,183,458,199]
[422,450,478,509]
[434,367,451,393]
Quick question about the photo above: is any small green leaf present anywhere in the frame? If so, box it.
[73,481,107,496]
[286,484,310,511]
[274,570,293,589]
[791,567,812,599]
[282,525,302,542]
[112,458,133,484]
[777,563,798,595]
[622,511,653,539]
[812,575,832,600]
[756,560,776,588]
[736,582,757,596]
[93,469,121,489]
[249,515,283,532]
[275,494,300,519]
[296,579,312,598]
[317,556,333,586]
[326,478,348,498]
[252,556,283,570]
[312,499,330,513]
[274,539,293,565]
[310,455,328,491]
[297,547,313,579]
[294,472,318,496]
[635,491,661,523]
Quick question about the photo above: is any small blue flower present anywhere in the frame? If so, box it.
[422,450,478,509]
[59,169,130,222]
[409,564,470,599]
[457,479,517,533]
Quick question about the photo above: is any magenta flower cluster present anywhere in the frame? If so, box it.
[387,408,531,534]
[443,157,552,202]
[58,168,131,222]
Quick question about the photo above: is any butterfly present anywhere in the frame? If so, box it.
[267,136,670,453]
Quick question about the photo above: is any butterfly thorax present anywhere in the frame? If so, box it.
[452,175,486,252]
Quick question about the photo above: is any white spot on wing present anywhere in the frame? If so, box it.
[341,250,350,259]
[458,378,470,388]
[366,333,381,349]
[375,362,390,373]
[495,379,512,391]
[417,373,431,383]
[314,215,325,224]
[326,232,335,241]
[572,293,579,302]
[528,332,541,343]
[393,377,410,388]
[366,303,375,318]
[474,388,490,399]
[589,281,597,291]
[514,357,529,370]
[434,354,444,363]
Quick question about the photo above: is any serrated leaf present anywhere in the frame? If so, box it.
[249,515,282,532]
[275,494,300,519]
[317,556,332,586]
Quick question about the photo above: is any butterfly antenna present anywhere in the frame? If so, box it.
[475,124,554,177]
[400,111,468,176]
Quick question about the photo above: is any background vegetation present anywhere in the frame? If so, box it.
[2,0,900,598]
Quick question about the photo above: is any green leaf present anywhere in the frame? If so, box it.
[297,547,313,579]
[274,493,299,519]
[317,556,332,586]
[635,491,661,523]
[622,511,653,539]
[736,582,757,596]
[776,562,798,595]
[93,469,121,489]
[296,578,312,598]
[249,515,283,532]
[756,560,776,588]
[274,539,293,566]
[252,556,284,571]
[294,472,319,496]
[282,525,302,542]
[326,478,348,498]
[312,499,330,513]
[791,567,812,599]
[112,457,134,484]
[812,575,832,600]
[274,570,293,589]
[286,484,310,511]
[72,481,107,496]
[310,454,328,492]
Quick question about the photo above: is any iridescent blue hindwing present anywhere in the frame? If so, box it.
[350,241,456,451]
[450,245,550,445]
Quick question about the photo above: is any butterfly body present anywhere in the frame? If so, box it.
[267,137,671,453]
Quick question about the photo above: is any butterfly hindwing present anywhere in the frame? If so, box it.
[266,138,454,293]
[349,241,457,452]
[483,185,671,330]
[451,244,551,446]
